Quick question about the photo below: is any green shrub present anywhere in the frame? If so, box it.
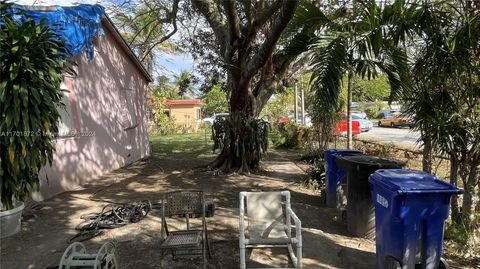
[0,7,69,210]
[445,221,470,246]
[365,107,378,119]
[300,148,323,164]
[273,122,313,149]
[302,159,326,191]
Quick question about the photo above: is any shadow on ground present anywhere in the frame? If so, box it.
[1,145,470,269]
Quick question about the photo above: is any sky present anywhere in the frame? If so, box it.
[13,0,102,5]
[12,0,197,84]
[154,52,195,80]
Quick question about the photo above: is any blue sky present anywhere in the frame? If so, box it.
[154,52,196,82]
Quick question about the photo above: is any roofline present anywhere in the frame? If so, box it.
[102,14,153,83]
[164,99,203,106]
[22,5,153,83]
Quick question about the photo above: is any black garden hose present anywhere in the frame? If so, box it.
[68,200,151,243]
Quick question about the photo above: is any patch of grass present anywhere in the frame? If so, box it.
[150,133,213,154]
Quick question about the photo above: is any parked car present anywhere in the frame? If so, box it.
[202,113,229,124]
[352,114,373,132]
[334,118,361,137]
[378,112,414,127]
[278,116,290,123]
[339,113,372,132]
[352,111,367,119]
[304,116,312,127]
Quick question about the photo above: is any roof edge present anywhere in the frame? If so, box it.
[20,5,153,83]
[103,14,153,83]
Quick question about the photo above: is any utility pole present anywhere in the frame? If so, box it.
[347,68,353,149]
[301,77,305,125]
[294,79,298,124]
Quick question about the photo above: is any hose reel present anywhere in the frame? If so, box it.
[58,241,118,269]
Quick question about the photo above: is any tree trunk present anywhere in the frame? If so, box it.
[460,159,479,230]
[449,155,461,224]
[347,68,354,149]
[422,137,432,173]
[211,76,269,173]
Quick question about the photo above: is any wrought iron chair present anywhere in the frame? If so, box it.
[160,190,211,268]
[239,191,302,269]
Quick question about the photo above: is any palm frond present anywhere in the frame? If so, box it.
[283,30,318,56]
[285,1,332,35]
[376,45,410,102]
[310,35,348,112]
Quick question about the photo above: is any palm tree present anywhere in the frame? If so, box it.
[287,0,411,149]
[312,0,408,148]
[402,0,480,230]
[174,70,194,98]
[113,1,180,73]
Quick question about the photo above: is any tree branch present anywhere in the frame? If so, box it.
[192,0,228,53]
[140,0,180,62]
[244,0,299,78]
[223,0,241,42]
[242,0,253,30]
[245,1,282,47]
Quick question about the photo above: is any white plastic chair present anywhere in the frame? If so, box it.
[239,191,302,269]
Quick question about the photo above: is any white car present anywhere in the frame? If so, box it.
[352,111,367,119]
[202,113,229,124]
[352,114,373,132]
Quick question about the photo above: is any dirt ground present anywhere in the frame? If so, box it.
[0,147,476,269]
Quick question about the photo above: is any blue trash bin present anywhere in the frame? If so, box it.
[369,169,463,269]
[323,149,363,208]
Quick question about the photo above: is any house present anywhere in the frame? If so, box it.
[15,5,153,201]
[164,99,203,132]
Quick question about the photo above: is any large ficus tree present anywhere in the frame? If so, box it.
[190,0,302,172]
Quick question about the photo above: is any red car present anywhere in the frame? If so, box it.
[278,116,290,123]
[334,119,361,136]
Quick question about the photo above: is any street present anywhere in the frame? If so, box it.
[357,126,421,148]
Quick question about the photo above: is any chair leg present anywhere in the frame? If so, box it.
[206,237,212,258]
[203,239,207,269]
[239,244,246,269]
[296,243,302,268]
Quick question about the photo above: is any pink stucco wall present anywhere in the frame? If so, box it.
[32,21,150,201]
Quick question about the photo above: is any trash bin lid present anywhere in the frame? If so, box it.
[324,149,363,170]
[369,169,464,194]
[324,149,362,155]
[336,155,405,169]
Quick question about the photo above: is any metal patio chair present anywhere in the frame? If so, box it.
[160,190,211,268]
[239,191,302,269]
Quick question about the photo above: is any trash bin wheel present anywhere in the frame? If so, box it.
[384,257,449,269]
[439,258,449,269]
[341,210,347,225]
[384,256,401,269]
[321,189,326,205]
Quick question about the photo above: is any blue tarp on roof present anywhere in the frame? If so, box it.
[7,4,105,60]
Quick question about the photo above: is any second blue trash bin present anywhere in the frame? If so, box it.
[323,149,363,208]
[369,169,463,269]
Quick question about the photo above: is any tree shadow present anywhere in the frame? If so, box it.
[1,147,375,269]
